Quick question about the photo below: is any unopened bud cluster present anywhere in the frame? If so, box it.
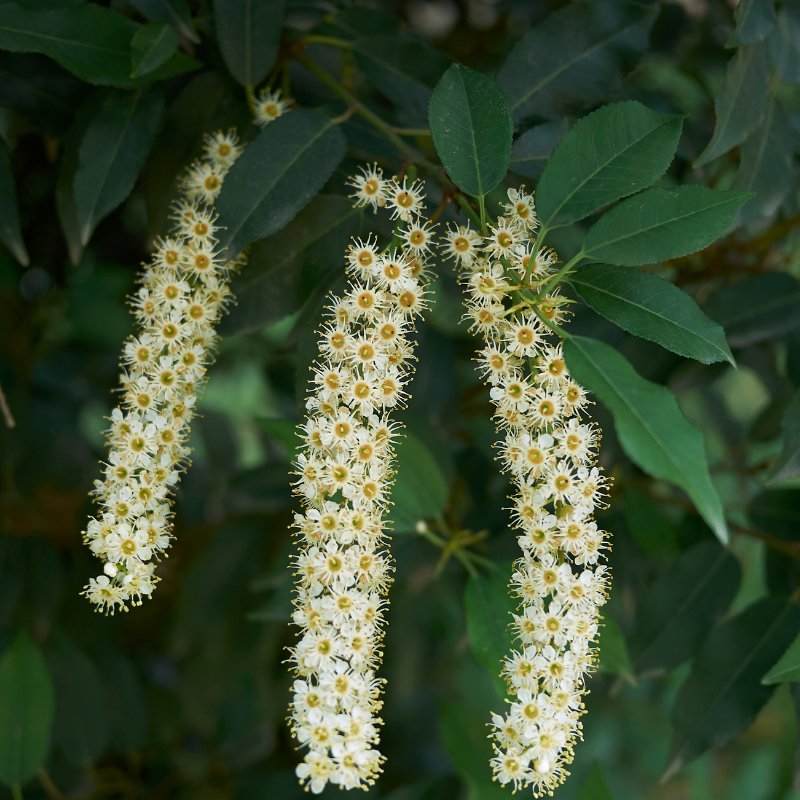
[444,189,610,795]
[287,166,434,792]
[81,130,246,613]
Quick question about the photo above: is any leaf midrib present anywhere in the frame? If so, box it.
[569,337,716,529]
[0,19,127,57]
[543,114,676,227]
[717,291,800,328]
[79,91,144,245]
[632,548,729,671]
[671,600,793,764]
[571,273,728,360]
[133,26,171,78]
[585,191,743,254]
[508,10,648,112]
[222,118,336,251]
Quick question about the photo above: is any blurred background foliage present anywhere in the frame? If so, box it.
[2,0,800,799]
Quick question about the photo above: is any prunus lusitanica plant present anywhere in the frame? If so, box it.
[1,1,800,799]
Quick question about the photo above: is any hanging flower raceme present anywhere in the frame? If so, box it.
[444,188,610,796]
[287,166,433,793]
[80,130,246,614]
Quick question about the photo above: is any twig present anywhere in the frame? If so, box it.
[0,380,15,428]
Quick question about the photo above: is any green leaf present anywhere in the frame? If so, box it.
[497,0,657,127]
[596,615,636,685]
[768,391,800,485]
[319,8,399,41]
[704,273,800,347]
[582,186,754,266]
[577,762,615,800]
[769,7,800,83]
[563,336,728,543]
[129,0,199,44]
[0,52,87,137]
[569,264,734,365]
[222,195,367,335]
[536,101,683,229]
[509,119,568,180]
[428,64,513,198]
[762,631,800,683]
[130,21,178,79]
[256,418,299,462]
[0,143,28,266]
[439,701,509,800]
[665,597,800,779]
[56,94,98,266]
[0,630,54,787]
[693,43,770,168]
[732,95,796,227]
[353,35,452,123]
[622,487,679,563]
[726,0,777,47]
[0,3,200,87]
[212,0,284,87]
[391,432,449,533]
[215,109,347,259]
[464,566,516,698]
[628,541,740,676]
[748,489,800,541]
[47,631,110,768]
[73,86,164,247]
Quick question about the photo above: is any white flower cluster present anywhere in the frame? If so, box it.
[288,166,433,793]
[443,189,610,796]
[81,130,246,614]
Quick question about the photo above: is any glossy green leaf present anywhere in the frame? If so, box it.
[56,95,98,266]
[215,109,347,259]
[130,21,178,79]
[768,391,800,485]
[509,119,568,180]
[0,630,54,787]
[0,142,28,266]
[622,487,679,563]
[769,7,800,82]
[597,615,636,685]
[732,95,796,227]
[497,0,657,126]
[536,101,683,229]
[0,3,200,87]
[391,432,449,533]
[563,336,728,543]
[428,64,513,198]
[465,566,516,698]
[577,762,615,800]
[748,489,800,540]
[73,86,164,247]
[582,186,754,266]
[0,52,87,136]
[353,35,452,123]
[628,541,740,676]
[48,631,110,768]
[129,0,199,43]
[726,0,777,48]
[141,72,248,243]
[665,597,800,779]
[569,264,734,365]
[212,0,284,86]
[223,195,366,335]
[693,42,770,168]
[704,273,800,347]
[762,631,800,683]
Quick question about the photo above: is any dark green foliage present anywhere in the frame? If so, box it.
[1,1,800,798]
